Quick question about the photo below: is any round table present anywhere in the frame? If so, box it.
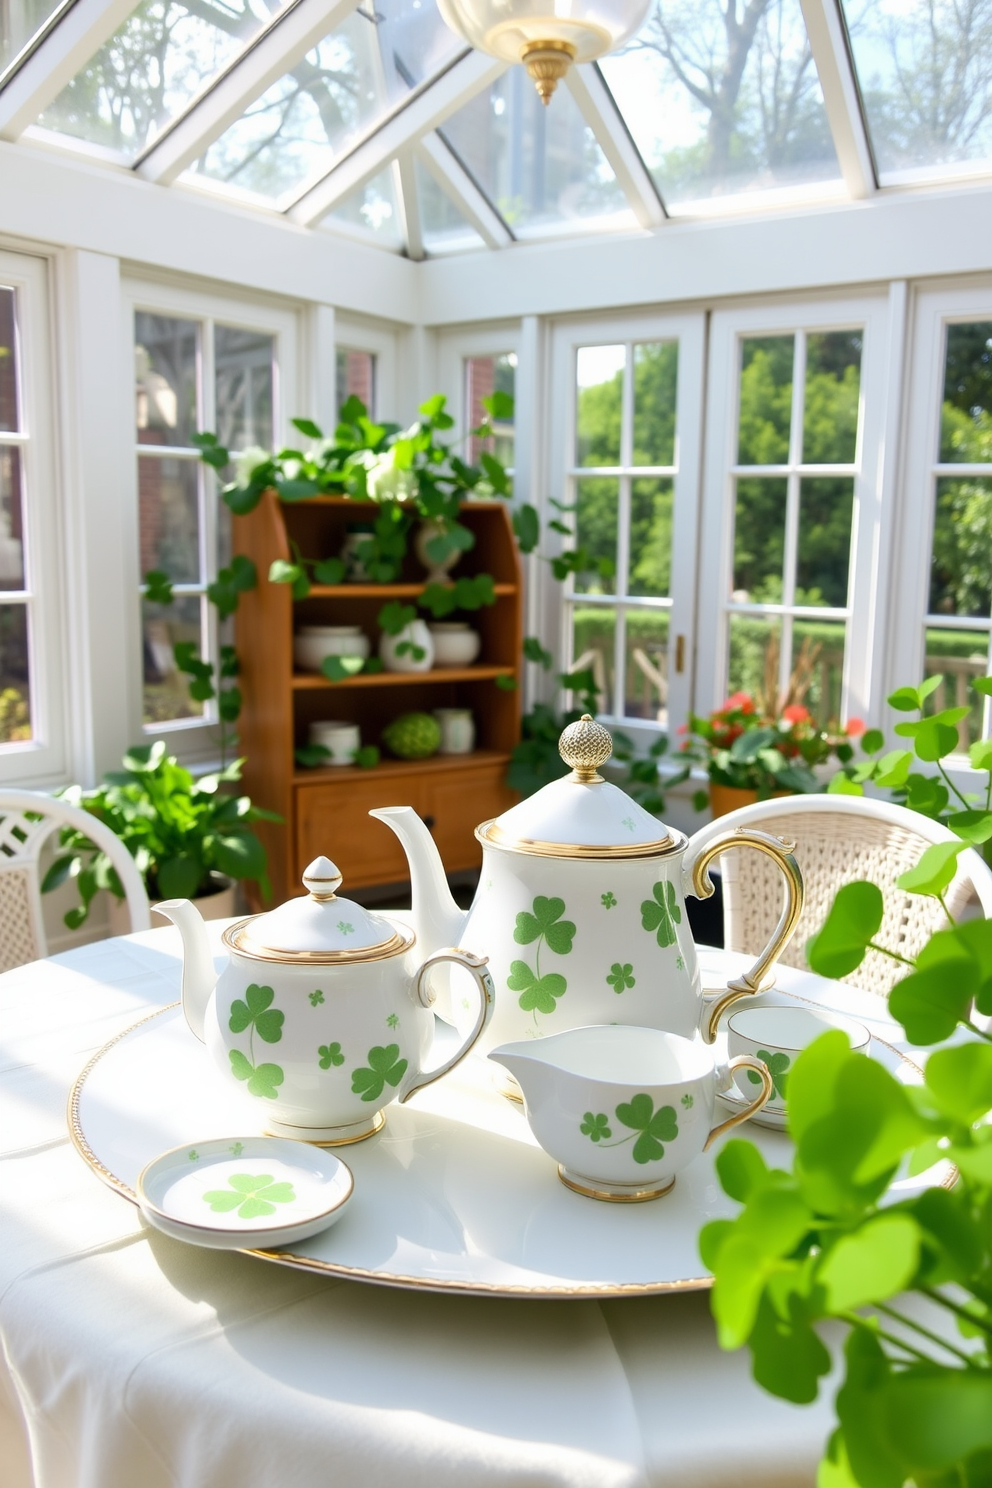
[0,925,838,1488]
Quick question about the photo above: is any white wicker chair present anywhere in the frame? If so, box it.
[0,789,150,972]
[689,794,992,1001]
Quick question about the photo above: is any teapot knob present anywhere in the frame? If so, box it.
[302,856,343,901]
[559,713,613,783]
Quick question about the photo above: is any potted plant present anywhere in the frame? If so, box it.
[683,691,863,817]
[43,742,279,931]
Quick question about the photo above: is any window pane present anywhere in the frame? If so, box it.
[930,475,992,619]
[2,0,65,74]
[797,478,853,607]
[728,613,781,710]
[792,620,845,728]
[924,629,990,747]
[632,342,677,467]
[629,478,672,597]
[576,345,624,466]
[214,326,273,453]
[336,349,375,419]
[574,477,617,595]
[0,288,18,433]
[143,594,204,724]
[733,478,787,601]
[600,0,840,207]
[439,72,629,239]
[326,169,404,251]
[841,0,992,179]
[803,331,862,464]
[940,323,992,463]
[571,605,615,713]
[738,337,793,464]
[40,0,279,161]
[0,447,25,591]
[136,314,198,448]
[0,605,31,742]
[138,455,200,584]
[624,611,670,725]
[467,354,515,467]
[416,160,484,257]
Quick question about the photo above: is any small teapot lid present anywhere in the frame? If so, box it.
[227,857,412,963]
[477,716,677,860]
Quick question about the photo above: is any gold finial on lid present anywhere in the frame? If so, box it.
[559,713,613,784]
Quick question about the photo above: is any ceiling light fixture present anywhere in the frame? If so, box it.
[436,0,651,104]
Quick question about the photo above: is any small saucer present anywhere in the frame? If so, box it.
[717,1084,788,1130]
[137,1136,354,1250]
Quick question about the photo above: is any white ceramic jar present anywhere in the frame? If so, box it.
[379,618,434,673]
[434,708,475,755]
[309,720,361,766]
[294,626,370,673]
[428,623,481,667]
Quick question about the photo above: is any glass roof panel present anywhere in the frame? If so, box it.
[188,0,464,203]
[439,70,630,237]
[600,0,841,208]
[840,0,992,181]
[1,0,67,78]
[38,0,283,161]
[323,166,404,248]
[415,159,485,254]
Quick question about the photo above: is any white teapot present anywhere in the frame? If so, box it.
[371,715,803,1076]
[156,858,494,1144]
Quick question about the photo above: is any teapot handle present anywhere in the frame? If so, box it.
[398,948,495,1104]
[684,828,804,1044]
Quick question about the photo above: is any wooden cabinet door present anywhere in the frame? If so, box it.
[295,777,426,888]
[423,762,517,873]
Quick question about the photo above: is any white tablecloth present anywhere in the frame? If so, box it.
[0,928,838,1488]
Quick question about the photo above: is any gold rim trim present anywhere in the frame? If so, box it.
[558,1168,677,1203]
[223,914,414,965]
[265,1109,386,1146]
[135,1138,355,1233]
[476,820,681,860]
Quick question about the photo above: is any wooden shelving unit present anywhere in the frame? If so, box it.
[234,494,522,903]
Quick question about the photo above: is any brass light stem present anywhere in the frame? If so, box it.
[520,38,577,104]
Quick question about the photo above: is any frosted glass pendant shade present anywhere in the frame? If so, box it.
[436,0,651,102]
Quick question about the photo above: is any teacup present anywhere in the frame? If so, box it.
[489,1025,773,1202]
[727,1006,871,1115]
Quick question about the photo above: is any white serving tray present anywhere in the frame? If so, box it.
[69,968,945,1299]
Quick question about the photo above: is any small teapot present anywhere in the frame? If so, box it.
[371,715,803,1074]
[156,858,494,1145]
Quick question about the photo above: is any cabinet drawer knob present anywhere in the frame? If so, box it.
[420,814,436,831]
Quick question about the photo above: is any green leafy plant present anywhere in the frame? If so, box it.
[42,741,280,927]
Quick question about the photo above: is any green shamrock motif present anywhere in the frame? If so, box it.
[748,1049,791,1100]
[680,1094,694,1109]
[601,892,617,909]
[513,896,576,955]
[614,1093,679,1164]
[337,920,354,935]
[309,990,325,1007]
[580,1111,612,1142]
[229,1049,284,1099]
[188,1149,199,1161]
[351,1043,408,1103]
[229,1142,244,1157]
[229,984,284,1044]
[607,962,636,993]
[507,961,567,1015]
[640,880,682,949]
[318,1042,345,1069]
[386,1013,399,1029]
[202,1173,296,1220]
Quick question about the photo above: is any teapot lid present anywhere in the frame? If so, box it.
[225,857,413,963]
[477,715,678,859]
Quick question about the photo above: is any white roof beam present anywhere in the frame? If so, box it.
[417,131,513,250]
[566,63,666,230]
[394,155,424,261]
[800,0,876,198]
[0,0,136,140]
[288,49,505,227]
[136,0,362,185]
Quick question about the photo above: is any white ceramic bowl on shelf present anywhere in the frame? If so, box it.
[428,623,481,667]
[294,626,370,673]
[308,720,361,766]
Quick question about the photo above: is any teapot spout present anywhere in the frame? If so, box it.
[369,806,467,957]
[154,898,218,1043]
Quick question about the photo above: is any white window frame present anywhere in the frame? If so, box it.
[547,309,706,745]
[697,292,892,729]
[335,314,399,424]
[891,278,992,744]
[121,275,298,761]
[0,249,66,785]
